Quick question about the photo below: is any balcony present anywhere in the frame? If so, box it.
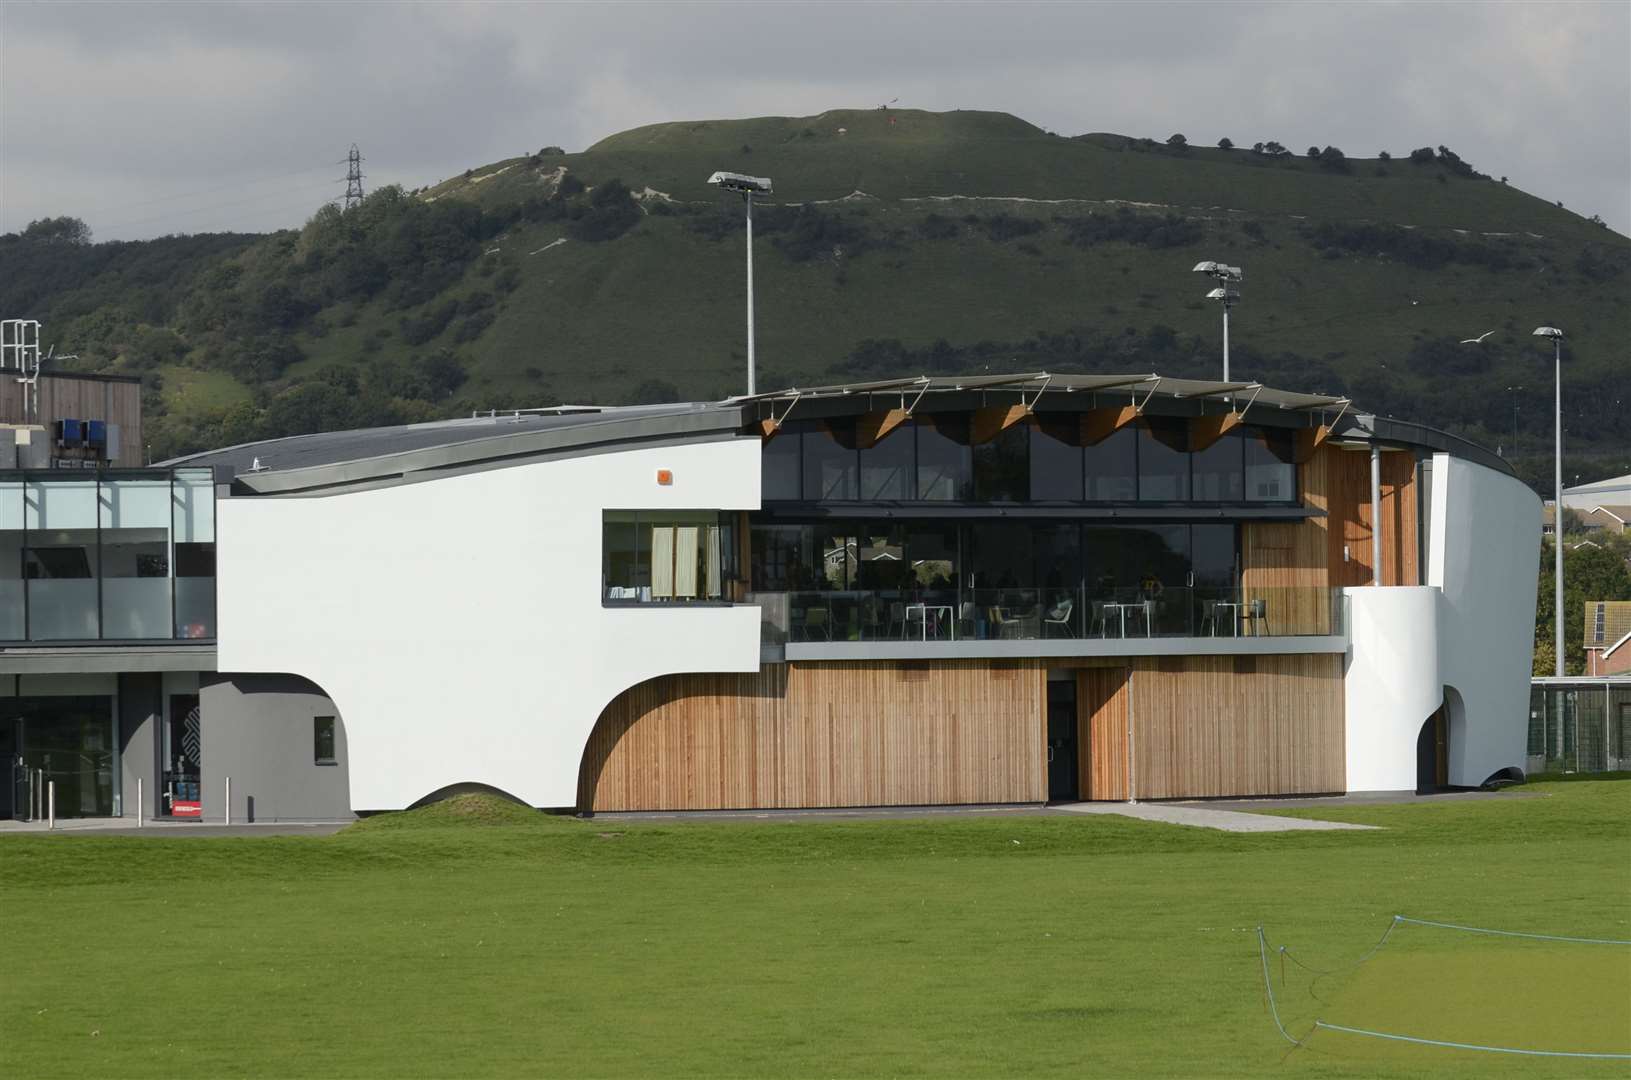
[749,586,1347,660]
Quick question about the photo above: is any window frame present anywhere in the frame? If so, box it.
[313,715,338,766]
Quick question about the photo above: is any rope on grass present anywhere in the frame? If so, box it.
[1313,1021,1631,1060]
[1395,916,1631,946]
[1255,926,1305,1048]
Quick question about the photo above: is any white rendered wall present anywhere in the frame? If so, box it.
[1342,586,1441,792]
[1426,453,1541,786]
[1341,452,1540,791]
[215,438,762,810]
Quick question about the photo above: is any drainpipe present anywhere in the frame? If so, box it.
[1370,445,1383,585]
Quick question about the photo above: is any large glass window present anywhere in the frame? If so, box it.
[1191,431,1244,503]
[1244,426,1297,502]
[973,423,1029,503]
[0,480,22,641]
[855,526,909,590]
[803,420,858,501]
[904,524,959,591]
[915,416,972,501]
[1136,419,1190,502]
[604,511,725,602]
[761,423,803,500]
[859,424,912,501]
[1029,417,1084,501]
[101,475,172,639]
[750,524,817,592]
[24,478,99,640]
[1083,426,1138,501]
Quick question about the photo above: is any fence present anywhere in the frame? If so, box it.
[1527,678,1631,775]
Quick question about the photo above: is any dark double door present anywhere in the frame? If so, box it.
[1046,679,1079,802]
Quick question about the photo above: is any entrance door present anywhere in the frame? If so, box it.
[1046,679,1079,801]
[1,717,20,820]
[1416,704,1449,792]
[163,695,202,817]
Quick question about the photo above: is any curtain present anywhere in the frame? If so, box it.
[675,526,700,598]
[650,526,675,599]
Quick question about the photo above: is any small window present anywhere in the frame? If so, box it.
[314,716,337,765]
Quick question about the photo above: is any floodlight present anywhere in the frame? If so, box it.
[1532,326,1563,338]
[707,171,774,195]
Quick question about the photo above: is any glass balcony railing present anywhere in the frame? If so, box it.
[749,586,1345,646]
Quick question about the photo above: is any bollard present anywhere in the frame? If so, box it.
[225,776,231,826]
[137,777,144,828]
[47,780,55,830]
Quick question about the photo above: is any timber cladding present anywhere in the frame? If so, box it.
[579,660,1048,812]
[1127,654,1344,798]
[579,654,1346,811]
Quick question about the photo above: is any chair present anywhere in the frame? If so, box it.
[802,606,831,641]
[1089,600,1110,638]
[1200,600,1228,637]
[887,601,907,639]
[987,606,1013,639]
[1246,598,1267,637]
[903,604,927,640]
[958,601,979,640]
[1044,598,1074,638]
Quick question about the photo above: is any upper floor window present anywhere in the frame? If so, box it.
[604,511,729,603]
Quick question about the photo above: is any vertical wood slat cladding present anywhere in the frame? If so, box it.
[1128,654,1345,798]
[579,661,1047,811]
[1078,668,1129,800]
[1241,444,1418,633]
[0,376,143,460]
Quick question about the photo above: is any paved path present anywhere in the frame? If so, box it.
[1051,801,1379,832]
[0,818,351,837]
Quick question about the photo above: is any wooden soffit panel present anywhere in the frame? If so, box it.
[754,418,781,441]
[1189,411,1244,452]
[970,404,1031,445]
[1293,424,1332,464]
[1080,405,1140,446]
[855,408,910,449]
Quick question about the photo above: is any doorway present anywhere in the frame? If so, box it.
[1046,677,1079,802]
[2,716,21,820]
[163,694,202,817]
[1416,703,1449,793]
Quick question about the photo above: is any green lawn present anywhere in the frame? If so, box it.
[2,781,1627,1078]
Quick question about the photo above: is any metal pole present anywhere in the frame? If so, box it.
[1370,445,1383,584]
[745,192,756,397]
[1553,338,1564,678]
[47,780,54,830]
[137,777,143,828]
[1221,300,1230,383]
[225,776,231,826]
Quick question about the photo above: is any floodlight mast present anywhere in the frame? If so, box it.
[1533,325,1565,677]
[1193,262,1242,382]
[707,172,774,396]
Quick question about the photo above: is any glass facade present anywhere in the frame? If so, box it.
[760,413,1299,505]
[603,511,732,603]
[0,468,215,643]
[2,695,115,819]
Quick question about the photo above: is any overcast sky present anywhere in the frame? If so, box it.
[3,0,1628,241]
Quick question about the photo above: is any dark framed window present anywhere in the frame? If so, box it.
[761,423,803,500]
[1083,426,1138,502]
[803,419,859,501]
[750,524,816,592]
[314,716,337,765]
[1191,430,1244,502]
[1244,426,1297,502]
[859,424,913,500]
[603,511,727,602]
[915,416,972,501]
[1136,418,1190,502]
[1029,417,1083,501]
[973,423,1029,503]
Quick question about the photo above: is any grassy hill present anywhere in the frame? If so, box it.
[1,108,1625,488]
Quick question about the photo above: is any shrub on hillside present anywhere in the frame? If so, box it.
[972,213,1044,242]
[1057,208,1202,249]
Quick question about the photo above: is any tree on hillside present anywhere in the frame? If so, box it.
[20,216,91,245]
[1306,146,1321,159]
[1408,147,1435,164]
[1262,141,1288,157]
[1377,150,1392,161]
[1217,137,1234,150]
[1166,133,1187,147]
[1317,145,1350,173]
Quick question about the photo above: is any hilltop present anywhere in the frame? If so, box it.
[0,108,1625,487]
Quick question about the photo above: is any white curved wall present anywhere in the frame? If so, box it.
[1343,586,1441,791]
[1427,453,1542,785]
[1342,452,1540,791]
[215,438,762,810]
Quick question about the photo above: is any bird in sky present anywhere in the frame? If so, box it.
[1459,330,1496,344]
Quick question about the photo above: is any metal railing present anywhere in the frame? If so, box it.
[749,585,1345,646]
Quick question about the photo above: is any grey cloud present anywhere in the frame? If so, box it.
[1,0,1625,239]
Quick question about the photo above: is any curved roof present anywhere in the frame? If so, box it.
[164,371,1510,496]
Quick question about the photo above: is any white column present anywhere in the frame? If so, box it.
[745,193,756,397]
[1371,445,1383,584]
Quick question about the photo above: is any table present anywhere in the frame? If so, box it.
[1101,600,1151,638]
[1211,601,1243,637]
[905,603,955,641]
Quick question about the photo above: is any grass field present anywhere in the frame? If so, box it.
[2,781,1627,1078]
